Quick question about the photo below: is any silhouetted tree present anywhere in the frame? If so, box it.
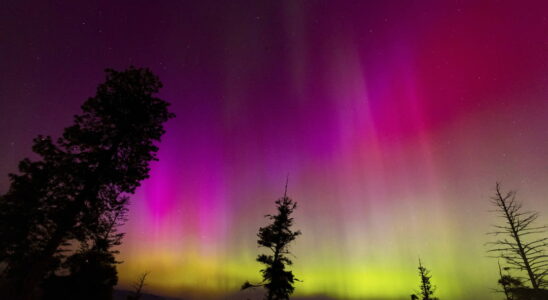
[412,258,438,300]
[487,183,547,291]
[127,271,150,300]
[43,203,129,300]
[0,157,57,282]
[497,261,523,300]
[242,187,301,300]
[43,242,118,300]
[507,287,548,300]
[0,67,174,299]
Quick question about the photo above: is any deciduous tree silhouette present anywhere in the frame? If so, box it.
[127,271,150,300]
[0,67,174,299]
[242,187,301,300]
[487,183,547,290]
[42,242,119,300]
[412,258,438,300]
[43,202,129,300]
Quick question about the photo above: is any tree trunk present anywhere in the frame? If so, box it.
[17,198,82,300]
[18,228,66,300]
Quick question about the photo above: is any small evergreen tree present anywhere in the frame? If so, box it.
[412,258,438,300]
[242,188,301,300]
[497,261,523,300]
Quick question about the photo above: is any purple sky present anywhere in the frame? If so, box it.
[2,1,548,299]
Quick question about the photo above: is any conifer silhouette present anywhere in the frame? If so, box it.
[497,261,523,300]
[412,258,438,300]
[242,184,301,300]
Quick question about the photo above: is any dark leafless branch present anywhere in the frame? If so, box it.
[487,183,547,290]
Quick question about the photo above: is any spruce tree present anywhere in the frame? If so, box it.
[242,187,301,300]
[413,258,438,300]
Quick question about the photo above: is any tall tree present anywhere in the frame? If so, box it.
[487,183,547,290]
[0,67,174,299]
[242,187,301,300]
[413,258,438,300]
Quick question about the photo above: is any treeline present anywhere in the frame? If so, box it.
[228,181,548,300]
[0,67,546,300]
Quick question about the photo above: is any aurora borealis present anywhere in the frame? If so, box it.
[1,1,548,299]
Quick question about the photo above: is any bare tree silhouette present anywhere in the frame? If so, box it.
[487,183,547,290]
[127,271,150,300]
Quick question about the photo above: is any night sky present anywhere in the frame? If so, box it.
[2,1,548,299]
